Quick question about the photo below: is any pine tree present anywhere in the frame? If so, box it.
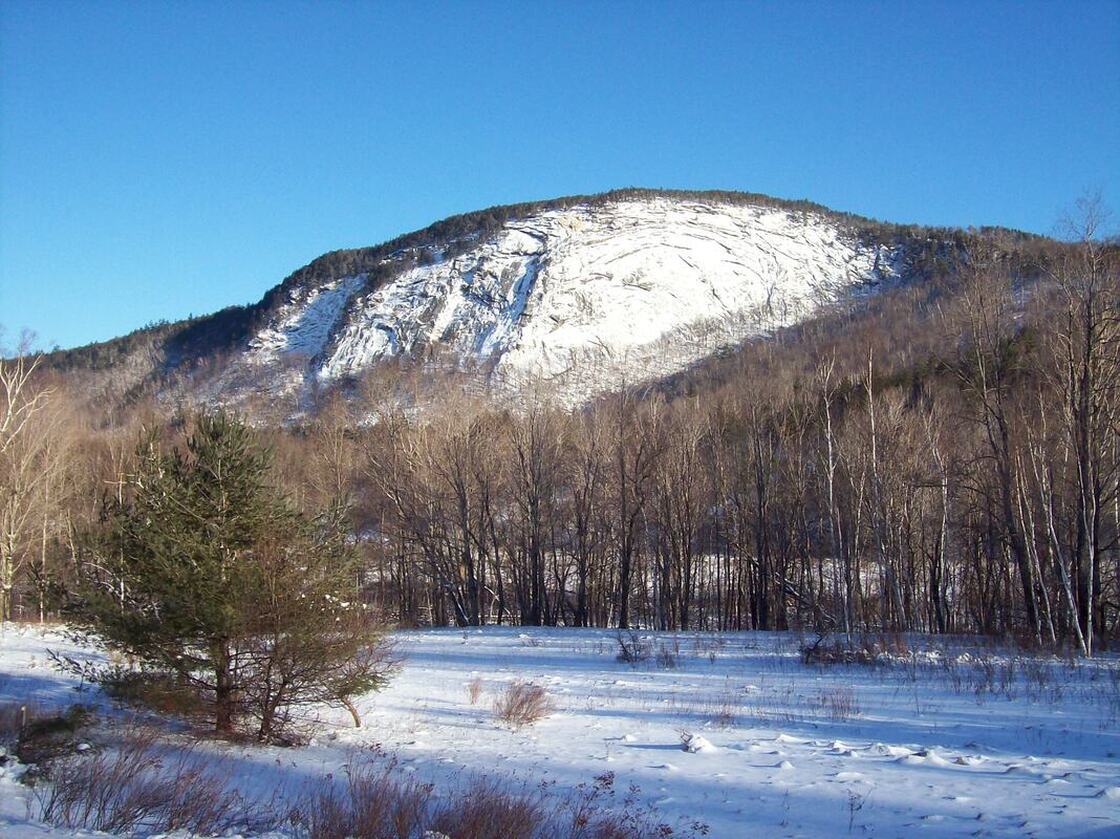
[71,413,392,738]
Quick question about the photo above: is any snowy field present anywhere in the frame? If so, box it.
[2,624,1119,837]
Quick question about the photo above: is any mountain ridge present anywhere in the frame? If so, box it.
[35,188,1051,416]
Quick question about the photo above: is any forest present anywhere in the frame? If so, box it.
[2,206,1117,657]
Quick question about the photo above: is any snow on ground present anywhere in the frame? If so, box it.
[2,624,1119,837]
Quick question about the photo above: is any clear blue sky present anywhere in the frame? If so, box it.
[2,1,1117,351]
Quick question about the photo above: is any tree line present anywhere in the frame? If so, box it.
[2,206,1117,655]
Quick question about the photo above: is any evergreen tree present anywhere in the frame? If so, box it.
[71,413,392,738]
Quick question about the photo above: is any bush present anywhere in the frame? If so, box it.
[34,721,265,835]
[0,699,41,748]
[0,699,85,777]
[296,750,432,839]
[800,632,900,666]
[615,631,651,665]
[13,704,91,767]
[27,729,694,839]
[294,754,688,839]
[429,777,545,839]
[493,681,554,728]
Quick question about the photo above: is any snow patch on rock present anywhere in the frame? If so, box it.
[224,197,905,409]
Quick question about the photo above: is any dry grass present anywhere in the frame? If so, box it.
[706,690,742,728]
[813,686,861,721]
[27,726,687,839]
[429,777,546,839]
[655,644,678,670]
[689,635,725,665]
[296,751,433,839]
[467,676,484,705]
[34,720,264,835]
[493,680,555,728]
[297,756,684,839]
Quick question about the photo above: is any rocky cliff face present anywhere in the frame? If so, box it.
[46,190,982,417]
[218,196,908,409]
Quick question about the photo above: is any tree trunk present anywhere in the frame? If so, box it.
[213,642,235,734]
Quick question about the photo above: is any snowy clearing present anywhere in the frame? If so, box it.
[2,624,1119,837]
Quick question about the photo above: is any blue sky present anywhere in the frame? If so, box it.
[2,1,1117,351]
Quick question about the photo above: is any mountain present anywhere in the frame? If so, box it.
[42,189,1030,416]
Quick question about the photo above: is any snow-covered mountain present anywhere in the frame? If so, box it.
[212,194,917,410]
[49,189,977,415]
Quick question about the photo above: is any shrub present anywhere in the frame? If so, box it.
[615,631,650,665]
[295,755,688,839]
[493,681,554,728]
[800,632,885,666]
[24,723,693,839]
[296,751,433,839]
[429,777,545,839]
[13,704,91,767]
[0,699,42,747]
[34,721,263,835]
